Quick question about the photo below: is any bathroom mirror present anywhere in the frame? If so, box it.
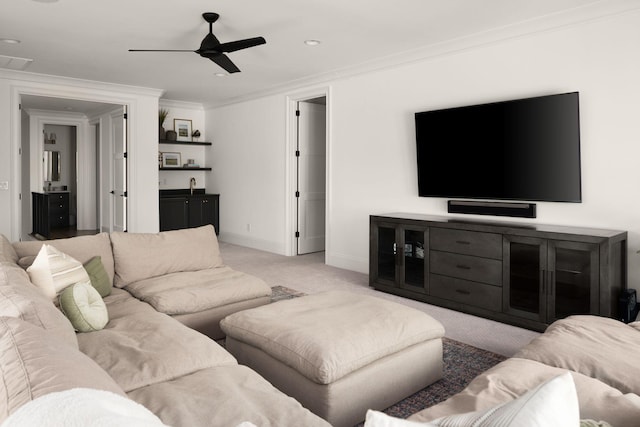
[43,150,61,182]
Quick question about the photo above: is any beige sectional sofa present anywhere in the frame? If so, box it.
[406,315,640,426]
[0,227,330,426]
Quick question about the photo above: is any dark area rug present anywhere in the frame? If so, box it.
[270,285,307,302]
[365,337,506,422]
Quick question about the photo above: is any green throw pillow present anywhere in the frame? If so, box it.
[59,281,109,332]
[83,256,111,297]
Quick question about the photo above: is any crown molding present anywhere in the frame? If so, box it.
[0,69,164,99]
[23,108,88,120]
[159,98,205,111]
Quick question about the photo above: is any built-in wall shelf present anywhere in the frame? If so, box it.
[159,167,212,171]
[159,139,212,146]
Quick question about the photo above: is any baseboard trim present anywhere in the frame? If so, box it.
[218,232,287,256]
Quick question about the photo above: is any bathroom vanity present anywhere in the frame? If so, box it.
[32,191,70,238]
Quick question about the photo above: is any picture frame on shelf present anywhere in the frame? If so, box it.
[161,152,181,168]
[174,119,192,142]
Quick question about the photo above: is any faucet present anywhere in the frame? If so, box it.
[190,177,196,196]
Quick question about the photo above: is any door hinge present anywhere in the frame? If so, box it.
[123,152,127,158]
[18,193,21,200]
[295,110,300,117]
[295,191,300,198]
[18,148,21,155]
[295,231,300,238]
[295,150,300,157]
[123,113,128,119]
[123,191,128,198]
[19,104,22,110]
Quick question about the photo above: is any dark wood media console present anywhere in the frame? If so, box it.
[370,213,627,332]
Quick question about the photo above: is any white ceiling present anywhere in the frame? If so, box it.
[0,0,631,109]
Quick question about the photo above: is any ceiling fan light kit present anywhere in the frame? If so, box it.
[129,12,266,74]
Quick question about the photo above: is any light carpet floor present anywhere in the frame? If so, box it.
[220,242,540,357]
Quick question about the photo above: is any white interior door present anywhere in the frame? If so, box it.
[110,108,127,232]
[297,100,326,254]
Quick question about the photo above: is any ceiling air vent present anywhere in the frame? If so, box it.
[0,54,33,71]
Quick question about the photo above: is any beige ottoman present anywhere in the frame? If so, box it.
[220,291,444,427]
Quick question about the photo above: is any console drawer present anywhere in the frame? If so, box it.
[430,228,502,259]
[431,274,502,312]
[430,251,502,286]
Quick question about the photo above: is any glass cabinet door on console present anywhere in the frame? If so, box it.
[503,236,547,322]
[548,241,599,322]
[504,235,599,323]
[370,221,428,294]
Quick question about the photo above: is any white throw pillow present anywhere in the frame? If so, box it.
[26,244,91,300]
[365,372,580,427]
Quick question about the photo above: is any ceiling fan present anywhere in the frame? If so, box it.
[129,12,266,74]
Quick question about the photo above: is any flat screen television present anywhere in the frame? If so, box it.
[415,92,581,203]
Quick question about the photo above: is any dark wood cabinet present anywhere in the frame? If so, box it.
[32,192,70,238]
[370,213,627,331]
[159,194,219,234]
[370,221,428,294]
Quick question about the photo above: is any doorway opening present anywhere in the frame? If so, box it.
[290,94,328,256]
[19,95,126,241]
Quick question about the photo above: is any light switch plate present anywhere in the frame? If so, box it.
[0,181,8,190]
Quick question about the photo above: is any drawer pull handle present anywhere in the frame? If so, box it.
[456,240,471,245]
[455,289,471,295]
[456,264,471,270]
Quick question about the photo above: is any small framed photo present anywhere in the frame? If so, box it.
[162,152,181,168]
[174,119,192,142]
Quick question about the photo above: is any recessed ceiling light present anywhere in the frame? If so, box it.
[32,0,59,3]
[0,38,21,44]
[214,73,226,77]
[304,40,321,46]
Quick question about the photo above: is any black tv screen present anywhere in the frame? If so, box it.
[415,92,581,202]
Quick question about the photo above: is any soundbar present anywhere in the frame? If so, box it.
[447,200,537,218]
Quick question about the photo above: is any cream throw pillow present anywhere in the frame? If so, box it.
[365,372,580,427]
[26,244,91,300]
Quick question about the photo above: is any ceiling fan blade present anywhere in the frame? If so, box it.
[128,49,195,52]
[209,54,240,73]
[216,37,266,53]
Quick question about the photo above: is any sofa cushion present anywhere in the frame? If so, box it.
[0,316,126,423]
[408,358,640,427]
[0,234,18,264]
[26,244,90,300]
[13,233,115,286]
[0,262,78,348]
[84,256,112,297]
[367,372,579,427]
[77,288,236,392]
[515,315,640,395]
[59,281,109,332]
[124,266,271,315]
[110,225,224,288]
[127,365,332,427]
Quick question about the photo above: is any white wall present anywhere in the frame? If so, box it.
[206,96,288,253]
[206,10,640,286]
